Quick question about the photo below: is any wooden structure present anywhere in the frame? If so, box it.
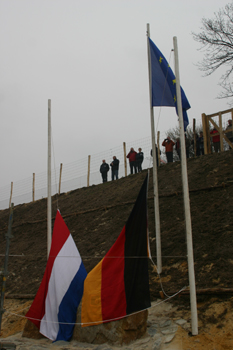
[202,108,233,154]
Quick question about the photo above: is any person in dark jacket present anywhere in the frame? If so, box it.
[100,160,109,183]
[127,148,137,174]
[110,156,120,180]
[136,148,144,172]
[198,132,204,155]
[185,134,191,158]
[150,144,160,167]
[225,119,233,149]
[175,138,181,160]
[191,133,201,156]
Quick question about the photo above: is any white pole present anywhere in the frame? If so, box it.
[47,99,52,258]
[173,37,198,336]
[147,23,162,274]
[9,182,13,208]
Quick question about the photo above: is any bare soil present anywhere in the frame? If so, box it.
[1,150,233,348]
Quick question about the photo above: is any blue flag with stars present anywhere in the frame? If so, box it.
[149,38,190,130]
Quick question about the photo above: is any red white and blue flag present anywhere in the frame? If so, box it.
[26,210,87,341]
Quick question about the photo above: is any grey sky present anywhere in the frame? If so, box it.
[0,0,231,187]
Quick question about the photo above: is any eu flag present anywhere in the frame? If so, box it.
[148,38,190,130]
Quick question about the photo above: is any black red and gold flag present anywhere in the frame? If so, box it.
[81,173,151,326]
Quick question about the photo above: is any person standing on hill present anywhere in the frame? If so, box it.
[162,136,175,163]
[136,148,144,172]
[185,134,191,158]
[210,128,220,153]
[150,144,160,167]
[225,119,233,149]
[198,131,204,155]
[100,160,109,183]
[127,148,137,174]
[175,138,181,159]
[110,156,119,180]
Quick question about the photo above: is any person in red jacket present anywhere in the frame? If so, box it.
[127,147,137,174]
[210,128,220,153]
[162,136,175,163]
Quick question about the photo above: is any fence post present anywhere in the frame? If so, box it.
[219,113,224,152]
[123,142,127,176]
[9,182,13,208]
[32,173,35,202]
[87,155,91,187]
[206,116,212,154]
[59,163,63,195]
[193,119,196,157]
[157,131,161,166]
[202,113,208,155]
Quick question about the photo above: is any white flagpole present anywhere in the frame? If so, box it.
[147,23,162,274]
[173,37,198,335]
[47,99,52,258]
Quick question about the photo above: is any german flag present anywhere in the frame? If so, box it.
[81,173,151,326]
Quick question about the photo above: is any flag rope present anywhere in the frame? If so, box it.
[0,254,188,258]
[4,286,187,327]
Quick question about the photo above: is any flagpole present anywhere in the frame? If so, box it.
[147,23,162,274]
[173,37,198,336]
[47,99,52,258]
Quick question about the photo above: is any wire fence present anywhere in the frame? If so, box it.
[0,113,230,211]
[0,134,164,210]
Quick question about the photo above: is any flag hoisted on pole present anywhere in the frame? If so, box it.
[148,36,191,131]
[81,173,151,327]
[26,210,87,341]
[147,24,198,336]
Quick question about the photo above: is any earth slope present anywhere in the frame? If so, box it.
[0,150,233,299]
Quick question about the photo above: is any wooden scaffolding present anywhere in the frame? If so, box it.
[202,108,233,154]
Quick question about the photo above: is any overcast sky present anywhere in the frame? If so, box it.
[0,0,231,187]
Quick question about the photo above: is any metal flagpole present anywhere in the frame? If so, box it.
[47,99,52,258]
[146,23,162,274]
[173,36,198,335]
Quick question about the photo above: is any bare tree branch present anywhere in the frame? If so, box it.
[193,2,233,102]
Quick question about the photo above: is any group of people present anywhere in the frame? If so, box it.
[162,132,205,163]
[162,119,233,163]
[126,147,144,174]
[99,147,144,183]
[210,119,233,153]
[100,156,120,183]
[100,120,233,182]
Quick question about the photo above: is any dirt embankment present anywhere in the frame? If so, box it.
[1,150,233,348]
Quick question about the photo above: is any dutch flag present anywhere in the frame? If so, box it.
[26,210,87,341]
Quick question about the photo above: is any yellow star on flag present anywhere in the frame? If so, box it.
[174,95,176,103]
[159,56,163,64]
[172,79,176,85]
